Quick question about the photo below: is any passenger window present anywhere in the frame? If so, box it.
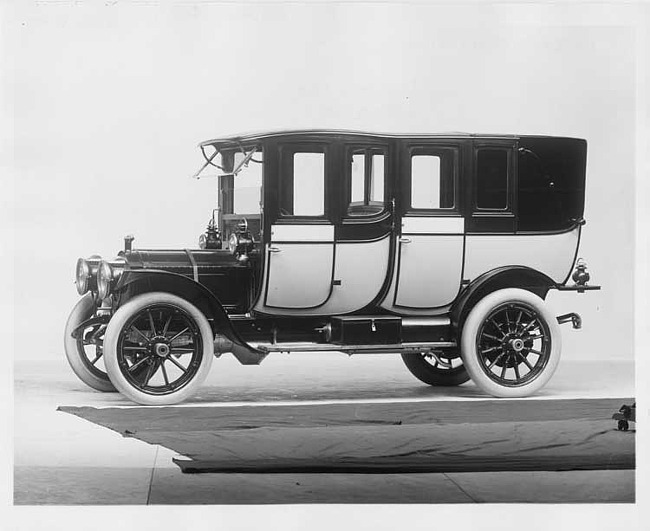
[371,154,385,202]
[410,152,454,210]
[476,149,508,209]
[281,151,325,216]
[346,149,386,217]
[350,153,365,203]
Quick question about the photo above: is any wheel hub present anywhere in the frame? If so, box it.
[153,341,170,358]
[509,338,525,352]
[501,332,527,353]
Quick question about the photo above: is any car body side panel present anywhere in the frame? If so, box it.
[463,226,580,284]
[254,235,390,316]
[394,235,465,308]
[265,243,335,308]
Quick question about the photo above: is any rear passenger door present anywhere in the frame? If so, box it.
[392,142,465,309]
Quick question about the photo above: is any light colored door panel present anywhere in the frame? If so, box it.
[401,216,464,234]
[270,224,334,242]
[395,235,464,308]
[256,235,389,316]
[264,224,335,309]
[265,243,334,308]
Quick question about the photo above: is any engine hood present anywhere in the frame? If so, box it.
[125,249,242,274]
[117,248,256,313]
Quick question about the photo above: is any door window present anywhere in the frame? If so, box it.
[346,148,386,217]
[408,148,456,211]
[280,150,325,217]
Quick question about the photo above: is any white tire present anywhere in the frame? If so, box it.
[103,292,213,405]
[64,294,116,392]
[460,288,561,398]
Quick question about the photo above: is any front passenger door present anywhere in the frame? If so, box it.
[264,145,335,309]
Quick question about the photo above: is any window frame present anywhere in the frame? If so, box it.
[343,144,389,219]
[466,140,517,234]
[474,146,512,212]
[277,143,330,221]
[404,144,460,216]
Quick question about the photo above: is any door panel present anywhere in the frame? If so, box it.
[264,224,334,309]
[271,223,334,242]
[394,217,464,308]
[386,142,465,311]
[402,216,464,234]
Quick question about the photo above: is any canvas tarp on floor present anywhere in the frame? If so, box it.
[59,398,635,474]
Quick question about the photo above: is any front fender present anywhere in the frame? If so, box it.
[116,270,266,365]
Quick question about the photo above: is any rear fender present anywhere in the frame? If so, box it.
[451,266,556,332]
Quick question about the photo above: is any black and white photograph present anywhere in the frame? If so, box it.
[3,0,649,529]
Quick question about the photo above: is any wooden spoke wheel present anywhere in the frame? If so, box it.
[103,293,213,405]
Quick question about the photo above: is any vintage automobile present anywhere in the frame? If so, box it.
[65,130,600,405]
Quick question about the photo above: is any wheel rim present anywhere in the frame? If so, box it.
[116,303,204,396]
[475,302,551,387]
[77,323,109,380]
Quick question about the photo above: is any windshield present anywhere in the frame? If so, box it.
[230,150,262,215]
[193,145,263,217]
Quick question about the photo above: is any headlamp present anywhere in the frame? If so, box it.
[75,258,91,295]
[228,233,239,255]
[97,261,113,300]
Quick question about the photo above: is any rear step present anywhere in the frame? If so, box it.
[254,341,457,355]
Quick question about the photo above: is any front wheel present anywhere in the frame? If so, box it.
[103,292,214,405]
[460,288,561,398]
[64,294,116,392]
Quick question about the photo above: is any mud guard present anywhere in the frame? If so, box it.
[451,266,556,331]
[116,269,267,365]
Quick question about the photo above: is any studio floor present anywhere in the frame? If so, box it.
[13,354,636,505]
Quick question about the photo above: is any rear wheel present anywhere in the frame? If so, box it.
[64,294,116,392]
[401,350,469,386]
[103,292,214,405]
[460,288,561,398]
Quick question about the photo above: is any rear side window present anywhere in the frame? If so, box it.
[280,149,325,217]
[476,149,509,209]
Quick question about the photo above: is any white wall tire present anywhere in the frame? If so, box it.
[64,294,116,392]
[460,288,561,398]
[103,292,213,405]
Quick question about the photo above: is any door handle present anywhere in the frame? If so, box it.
[399,237,412,244]
[268,246,282,253]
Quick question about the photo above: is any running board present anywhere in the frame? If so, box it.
[254,341,457,355]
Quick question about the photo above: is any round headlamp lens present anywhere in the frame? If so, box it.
[97,261,113,300]
[228,233,239,255]
[75,258,91,295]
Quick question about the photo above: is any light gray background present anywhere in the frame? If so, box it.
[11,3,636,362]
[4,1,649,529]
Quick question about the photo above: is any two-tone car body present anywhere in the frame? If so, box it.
[65,130,599,404]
